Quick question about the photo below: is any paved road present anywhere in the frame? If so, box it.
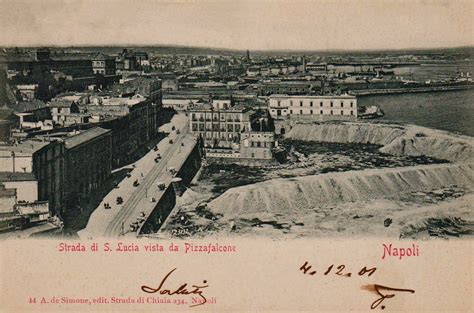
[103,122,190,237]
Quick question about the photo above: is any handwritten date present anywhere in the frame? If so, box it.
[299,261,415,310]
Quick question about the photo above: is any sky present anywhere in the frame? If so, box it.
[0,0,472,51]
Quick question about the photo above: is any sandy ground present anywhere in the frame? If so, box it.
[160,181,473,240]
[160,122,474,240]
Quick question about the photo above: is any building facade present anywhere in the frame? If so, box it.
[0,139,65,216]
[92,53,116,76]
[240,132,275,160]
[189,100,255,149]
[63,127,112,210]
[268,94,358,120]
[259,82,319,96]
[48,100,80,125]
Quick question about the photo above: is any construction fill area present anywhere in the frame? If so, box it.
[160,121,474,240]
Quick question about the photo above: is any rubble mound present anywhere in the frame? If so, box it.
[208,163,474,217]
[401,217,474,239]
[287,121,474,163]
[287,122,406,145]
[381,136,474,163]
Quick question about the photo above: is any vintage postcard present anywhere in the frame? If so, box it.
[0,0,472,312]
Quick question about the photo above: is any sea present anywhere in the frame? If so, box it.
[358,89,474,137]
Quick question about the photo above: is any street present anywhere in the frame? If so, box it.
[79,113,196,238]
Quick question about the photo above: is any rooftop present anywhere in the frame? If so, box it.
[92,53,114,61]
[50,53,92,62]
[48,100,75,108]
[102,96,145,106]
[16,201,49,215]
[9,100,47,113]
[110,76,160,96]
[0,172,36,182]
[0,139,52,155]
[0,184,16,197]
[64,127,110,149]
[189,102,251,112]
[263,81,312,85]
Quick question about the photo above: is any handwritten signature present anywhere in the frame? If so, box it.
[141,268,209,307]
[362,284,415,310]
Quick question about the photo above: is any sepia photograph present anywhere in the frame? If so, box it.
[0,0,472,311]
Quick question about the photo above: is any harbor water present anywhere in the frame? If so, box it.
[359,89,474,136]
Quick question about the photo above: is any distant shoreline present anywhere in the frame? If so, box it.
[353,84,474,96]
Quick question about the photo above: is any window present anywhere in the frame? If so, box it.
[277,101,281,107]
[290,109,293,114]
[330,101,333,107]
[192,124,198,131]
[320,101,323,107]
[310,110,313,114]
[341,102,344,108]
[350,102,353,108]
[289,100,293,106]
[330,110,333,115]
[341,110,344,115]
[300,101,303,107]
[257,142,261,147]
[300,110,303,114]
[320,110,323,114]
[310,101,313,107]
[350,110,354,116]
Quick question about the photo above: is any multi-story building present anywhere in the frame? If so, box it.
[0,172,38,203]
[1,48,93,77]
[0,139,64,216]
[0,180,50,233]
[15,84,38,101]
[92,53,116,76]
[0,63,7,106]
[63,127,112,209]
[48,99,81,126]
[259,81,321,96]
[0,184,16,214]
[87,94,149,151]
[268,94,358,120]
[110,77,163,138]
[240,132,275,160]
[122,50,138,71]
[189,99,255,149]
[134,51,150,69]
[156,73,178,91]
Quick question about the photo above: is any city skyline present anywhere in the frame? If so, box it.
[0,0,472,51]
